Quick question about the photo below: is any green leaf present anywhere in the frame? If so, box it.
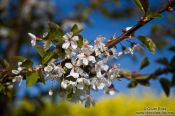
[159,78,170,96]
[0,84,5,93]
[134,0,149,14]
[138,36,156,54]
[41,51,56,64]
[71,24,82,35]
[128,81,138,88]
[77,35,84,48]
[147,12,162,19]
[44,21,64,41]
[138,80,150,86]
[140,57,149,70]
[13,56,26,62]
[26,72,38,87]
[35,45,46,57]
[21,59,33,68]
[39,72,45,84]
[56,45,65,58]
[0,59,10,69]
[67,90,74,99]
[155,57,169,66]
[71,24,78,33]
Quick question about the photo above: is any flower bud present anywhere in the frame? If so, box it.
[49,89,54,96]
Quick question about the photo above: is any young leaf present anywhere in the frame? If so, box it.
[155,57,169,66]
[13,56,26,62]
[159,78,170,96]
[138,36,156,54]
[128,81,138,88]
[35,45,46,57]
[56,45,65,58]
[71,24,82,35]
[138,80,150,86]
[0,84,5,93]
[0,59,10,69]
[21,59,33,68]
[134,0,149,14]
[41,51,56,64]
[26,72,38,87]
[39,71,45,84]
[140,57,149,70]
[44,21,64,41]
[77,35,84,47]
[147,12,162,19]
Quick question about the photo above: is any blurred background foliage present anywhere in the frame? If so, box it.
[0,0,175,115]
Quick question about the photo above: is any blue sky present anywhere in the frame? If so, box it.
[16,0,175,99]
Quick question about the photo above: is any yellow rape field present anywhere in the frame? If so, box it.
[13,93,175,116]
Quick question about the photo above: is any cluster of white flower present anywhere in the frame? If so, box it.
[44,63,65,80]
[12,30,141,106]
[11,62,24,86]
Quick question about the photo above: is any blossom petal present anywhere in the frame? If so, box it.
[70,69,79,78]
[88,56,96,63]
[97,82,105,90]
[65,63,73,69]
[77,78,83,83]
[96,71,102,78]
[77,83,84,90]
[72,36,79,41]
[83,58,88,65]
[61,80,69,89]
[109,89,116,95]
[76,59,82,66]
[44,65,53,72]
[28,33,36,40]
[12,70,19,74]
[77,53,85,59]
[31,40,36,46]
[62,41,70,49]
[71,41,77,49]
[102,65,109,71]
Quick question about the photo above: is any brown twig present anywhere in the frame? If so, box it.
[106,0,175,48]
[119,67,174,82]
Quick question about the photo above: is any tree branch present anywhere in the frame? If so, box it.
[105,0,175,48]
[119,67,174,82]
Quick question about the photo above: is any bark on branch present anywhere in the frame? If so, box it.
[105,0,175,48]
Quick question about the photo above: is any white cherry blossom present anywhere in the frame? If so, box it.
[95,61,109,78]
[107,64,120,79]
[76,78,90,90]
[44,64,53,72]
[77,53,96,66]
[44,63,65,80]
[61,80,76,89]
[91,78,107,90]
[123,47,134,54]
[28,33,37,46]
[65,59,85,78]
[94,36,107,56]
[11,62,24,86]
[49,89,53,96]
[62,32,79,49]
